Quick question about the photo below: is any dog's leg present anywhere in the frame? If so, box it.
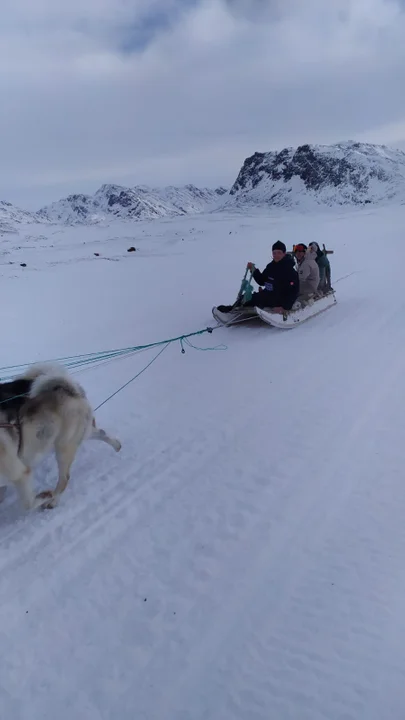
[0,449,49,512]
[15,467,37,510]
[90,424,121,452]
[36,441,79,511]
[14,466,52,511]
[34,439,80,511]
[54,440,82,497]
[0,486,6,504]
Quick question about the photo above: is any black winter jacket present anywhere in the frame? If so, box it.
[253,255,299,309]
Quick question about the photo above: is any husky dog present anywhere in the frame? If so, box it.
[0,362,121,512]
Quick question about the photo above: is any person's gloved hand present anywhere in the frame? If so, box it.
[247,262,255,271]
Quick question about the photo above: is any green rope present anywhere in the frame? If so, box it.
[93,331,226,410]
[180,336,227,353]
[0,392,27,406]
[94,343,170,411]
[0,326,226,379]
[0,325,227,411]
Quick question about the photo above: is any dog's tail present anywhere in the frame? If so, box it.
[26,362,86,400]
[20,361,68,381]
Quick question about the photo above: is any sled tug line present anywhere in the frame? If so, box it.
[213,245,337,330]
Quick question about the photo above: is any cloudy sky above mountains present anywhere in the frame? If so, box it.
[2,0,405,207]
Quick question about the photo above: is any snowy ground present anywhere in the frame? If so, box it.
[1,206,405,719]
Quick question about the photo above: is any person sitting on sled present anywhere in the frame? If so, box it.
[293,243,320,300]
[217,240,299,314]
[308,242,331,294]
[308,242,333,293]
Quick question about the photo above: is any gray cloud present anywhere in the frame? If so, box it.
[1,0,405,207]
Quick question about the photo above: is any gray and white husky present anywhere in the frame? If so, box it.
[0,362,121,512]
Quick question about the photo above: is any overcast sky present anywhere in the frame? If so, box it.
[2,0,405,208]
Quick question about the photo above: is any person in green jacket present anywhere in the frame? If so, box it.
[309,242,332,293]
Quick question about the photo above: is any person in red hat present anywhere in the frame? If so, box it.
[217,240,299,315]
[293,243,320,300]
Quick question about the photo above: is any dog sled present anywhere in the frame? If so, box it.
[212,292,337,329]
[212,250,337,330]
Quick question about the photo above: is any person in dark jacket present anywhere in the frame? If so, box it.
[217,241,299,314]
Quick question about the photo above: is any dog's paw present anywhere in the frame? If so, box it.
[113,439,122,452]
[36,490,57,510]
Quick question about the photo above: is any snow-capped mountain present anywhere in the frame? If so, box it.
[38,184,228,225]
[4,140,405,231]
[225,141,405,209]
[0,200,40,233]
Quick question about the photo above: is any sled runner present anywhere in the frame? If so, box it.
[212,305,259,327]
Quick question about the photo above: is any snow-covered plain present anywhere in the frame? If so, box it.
[1,206,405,719]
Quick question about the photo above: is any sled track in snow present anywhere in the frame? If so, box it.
[133,316,405,719]
[2,295,405,718]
